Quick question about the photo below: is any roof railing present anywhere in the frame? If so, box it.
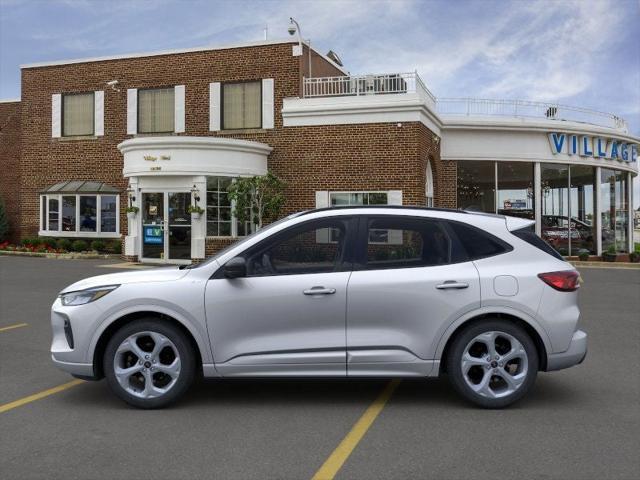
[301,74,628,131]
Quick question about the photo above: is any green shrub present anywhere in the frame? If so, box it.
[57,238,72,251]
[578,250,589,261]
[37,237,56,249]
[71,240,88,252]
[90,240,106,252]
[107,240,122,254]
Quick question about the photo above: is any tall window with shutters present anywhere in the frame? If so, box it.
[138,88,175,133]
[222,81,261,130]
[62,92,94,136]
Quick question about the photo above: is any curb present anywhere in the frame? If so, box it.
[0,250,120,260]
[571,261,640,270]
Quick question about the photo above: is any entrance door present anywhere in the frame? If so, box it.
[141,192,192,262]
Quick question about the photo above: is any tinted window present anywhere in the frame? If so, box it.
[512,226,564,260]
[245,219,349,276]
[448,221,512,260]
[363,217,452,270]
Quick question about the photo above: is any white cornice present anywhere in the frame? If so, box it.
[0,98,20,103]
[117,136,273,156]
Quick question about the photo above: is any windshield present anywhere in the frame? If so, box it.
[183,214,300,269]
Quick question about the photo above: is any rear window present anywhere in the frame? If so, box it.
[512,226,564,260]
[447,221,512,260]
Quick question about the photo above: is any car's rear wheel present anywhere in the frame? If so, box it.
[104,319,195,409]
[446,319,538,408]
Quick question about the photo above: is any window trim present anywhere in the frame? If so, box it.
[61,91,95,137]
[329,191,389,207]
[136,86,176,134]
[221,80,263,131]
[39,193,120,238]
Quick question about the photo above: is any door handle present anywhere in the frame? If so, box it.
[303,286,336,295]
[436,281,469,290]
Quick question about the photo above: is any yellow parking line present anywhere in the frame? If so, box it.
[0,322,28,333]
[311,379,401,480]
[0,379,85,414]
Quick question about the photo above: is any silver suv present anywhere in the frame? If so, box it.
[51,207,587,409]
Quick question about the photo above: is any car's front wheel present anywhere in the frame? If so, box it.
[104,319,196,409]
[446,319,538,408]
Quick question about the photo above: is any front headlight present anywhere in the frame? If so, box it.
[59,285,119,306]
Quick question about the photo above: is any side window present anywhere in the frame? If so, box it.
[364,217,452,270]
[246,219,350,276]
[447,221,512,260]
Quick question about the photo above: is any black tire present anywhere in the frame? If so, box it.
[104,319,196,409]
[446,319,538,409]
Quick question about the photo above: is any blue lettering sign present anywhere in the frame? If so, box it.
[632,144,638,162]
[596,138,607,157]
[621,143,628,161]
[610,141,619,159]
[580,136,593,156]
[570,135,578,155]
[549,133,565,154]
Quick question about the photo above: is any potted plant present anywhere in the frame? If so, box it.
[126,206,139,221]
[603,244,617,262]
[577,250,589,261]
[187,204,204,219]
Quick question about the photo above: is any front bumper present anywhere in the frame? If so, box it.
[51,355,96,378]
[545,330,587,371]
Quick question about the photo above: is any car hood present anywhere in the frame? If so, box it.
[60,267,190,294]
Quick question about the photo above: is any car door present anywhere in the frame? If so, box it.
[346,215,481,376]
[205,216,356,376]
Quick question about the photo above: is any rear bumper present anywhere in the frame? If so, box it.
[545,330,587,371]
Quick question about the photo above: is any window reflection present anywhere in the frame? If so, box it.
[497,162,534,220]
[457,161,495,213]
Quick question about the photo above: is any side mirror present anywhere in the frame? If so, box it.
[223,256,246,279]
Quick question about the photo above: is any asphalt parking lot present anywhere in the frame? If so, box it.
[1,256,639,480]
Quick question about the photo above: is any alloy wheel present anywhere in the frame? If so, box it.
[113,331,181,399]
[461,330,529,399]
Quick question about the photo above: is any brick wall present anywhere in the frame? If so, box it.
[0,101,21,242]
[15,40,443,258]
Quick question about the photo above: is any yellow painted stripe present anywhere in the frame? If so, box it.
[311,379,401,480]
[0,379,84,414]
[0,322,28,332]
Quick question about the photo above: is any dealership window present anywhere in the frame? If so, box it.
[330,191,388,206]
[138,87,175,133]
[497,162,534,220]
[541,164,570,255]
[426,160,434,207]
[39,182,120,237]
[457,161,496,212]
[62,92,94,136]
[222,81,261,130]
[601,168,629,253]
[206,177,252,237]
[569,165,596,255]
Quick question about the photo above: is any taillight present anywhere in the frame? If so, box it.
[538,271,581,292]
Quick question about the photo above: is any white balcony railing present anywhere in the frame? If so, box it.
[302,74,628,131]
[437,98,628,131]
[303,72,436,103]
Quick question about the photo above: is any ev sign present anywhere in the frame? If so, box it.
[548,132,638,163]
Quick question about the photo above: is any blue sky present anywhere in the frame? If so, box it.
[1,0,639,201]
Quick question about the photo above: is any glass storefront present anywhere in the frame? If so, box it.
[457,161,495,212]
[457,160,631,256]
[540,164,595,255]
[601,169,629,253]
[497,162,535,219]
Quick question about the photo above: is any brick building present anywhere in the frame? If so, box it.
[0,38,637,262]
